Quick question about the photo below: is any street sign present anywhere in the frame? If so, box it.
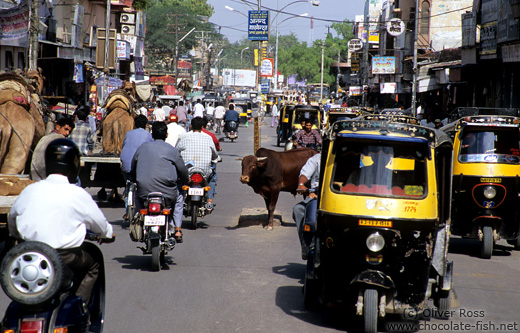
[248,10,269,41]
[261,79,270,94]
[260,58,274,77]
[386,18,405,37]
[348,39,363,52]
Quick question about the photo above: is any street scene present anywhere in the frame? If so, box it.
[1,0,520,332]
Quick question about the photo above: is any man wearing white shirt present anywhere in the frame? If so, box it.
[193,99,205,118]
[165,114,186,147]
[214,102,226,133]
[153,103,166,122]
[9,139,114,303]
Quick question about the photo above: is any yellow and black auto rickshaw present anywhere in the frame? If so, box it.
[447,112,520,258]
[304,118,455,332]
[276,104,321,147]
[229,97,254,124]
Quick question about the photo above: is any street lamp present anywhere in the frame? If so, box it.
[274,13,308,89]
[241,47,250,63]
[225,5,248,19]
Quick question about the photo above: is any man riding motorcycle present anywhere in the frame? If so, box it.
[223,104,240,134]
[8,138,115,304]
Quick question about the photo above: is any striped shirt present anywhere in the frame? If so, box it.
[69,121,94,155]
[176,131,219,176]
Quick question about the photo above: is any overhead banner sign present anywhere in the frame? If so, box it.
[372,56,395,74]
[0,0,29,47]
[248,10,269,41]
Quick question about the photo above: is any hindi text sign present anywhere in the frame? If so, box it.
[248,10,269,41]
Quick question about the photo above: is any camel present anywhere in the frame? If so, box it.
[0,71,46,174]
[97,86,135,201]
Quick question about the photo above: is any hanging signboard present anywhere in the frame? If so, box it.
[260,58,274,77]
[380,82,397,94]
[177,56,192,78]
[372,56,395,74]
[348,39,363,52]
[248,10,269,41]
[261,79,270,94]
[386,18,405,36]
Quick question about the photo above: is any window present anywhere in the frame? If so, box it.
[420,1,430,35]
[458,128,520,164]
[331,139,428,198]
[17,52,25,70]
[5,51,13,69]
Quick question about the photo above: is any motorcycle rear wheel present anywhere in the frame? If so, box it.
[151,241,160,271]
[191,204,198,230]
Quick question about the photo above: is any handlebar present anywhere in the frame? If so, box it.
[86,230,116,244]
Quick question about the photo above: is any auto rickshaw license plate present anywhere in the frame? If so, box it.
[188,188,204,196]
[359,219,393,227]
[144,215,166,226]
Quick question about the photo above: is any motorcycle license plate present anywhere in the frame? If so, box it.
[144,215,166,226]
[188,187,204,196]
[229,133,236,138]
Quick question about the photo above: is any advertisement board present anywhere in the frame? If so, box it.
[223,69,257,87]
[372,56,395,74]
[260,58,274,77]
[177,57,192,78]
[248,10,269,41]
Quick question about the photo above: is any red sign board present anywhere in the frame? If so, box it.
[150,75,176,86]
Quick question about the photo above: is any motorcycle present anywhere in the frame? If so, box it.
[223,120,239,142]
[130,192,175,271]
[0,232,114,333]
[303,118,456,332]
[182,165,214,230]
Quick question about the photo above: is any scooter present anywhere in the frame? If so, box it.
[0,232,114,333]
[224,120,239,142]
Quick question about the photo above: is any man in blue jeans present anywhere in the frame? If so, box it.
[293,153,320,260]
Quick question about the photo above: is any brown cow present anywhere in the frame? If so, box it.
[240,147,318,230]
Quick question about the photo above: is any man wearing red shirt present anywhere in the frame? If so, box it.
[201,117,221,151]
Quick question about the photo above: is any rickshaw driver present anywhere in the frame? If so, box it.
[293,119,322,149]
[293,153,321,260]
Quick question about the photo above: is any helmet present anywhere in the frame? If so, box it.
[168,114,178,123]
[45,138,80,183]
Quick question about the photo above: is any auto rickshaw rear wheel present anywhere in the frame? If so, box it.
[364,289,378,333]
[481,226,494,259]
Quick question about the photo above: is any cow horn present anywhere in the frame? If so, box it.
[257,157,267,161]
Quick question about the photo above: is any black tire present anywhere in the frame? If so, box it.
[151,241,160,271]
[481,226,493,259]
[0,241,64,305]
[191,204,198,230]
[507,237,520,250]
[276,127,281,147]
[160,250,166,267]
[126,205,134,226]
[364,289,378,333]
[436,290,451,319]
[303,275,319,309]
[230,138,235,142]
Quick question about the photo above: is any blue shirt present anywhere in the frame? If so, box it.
[120,128,153,173]
[224,110,240,122]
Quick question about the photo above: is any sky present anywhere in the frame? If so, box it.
[207,0,366,44]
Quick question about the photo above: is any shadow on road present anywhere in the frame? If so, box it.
[448,237,512,258]
[112,254,176,271]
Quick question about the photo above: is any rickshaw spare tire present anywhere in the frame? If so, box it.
[0,241,65,306]
[481,226,493,259]
[364,289,378,333]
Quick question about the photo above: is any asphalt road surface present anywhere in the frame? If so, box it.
[1,118,519,332]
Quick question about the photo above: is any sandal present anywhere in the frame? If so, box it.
[174,230,183,243]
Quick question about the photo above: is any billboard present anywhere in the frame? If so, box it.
[177,57,192,78]
[372,56,395,74]
[223,69,257,87]
[248,10,269,41]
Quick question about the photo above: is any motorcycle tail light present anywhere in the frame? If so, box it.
[139,209,148,215]
[191,174,204,183]
[204,186,211,191]
[149,203,161,213]
[366,254,383,265]
[3,330,15,333]
[162,208,171,215]
[182,185,189,191]
[21,319,43,333]
[54,328,68,333]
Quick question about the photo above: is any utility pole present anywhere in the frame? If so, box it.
[166,14,188,79]
[196,31,212,89]
[28,0,39,70]
[411,0,420,117]
[103,0,111,103]
[320,40,325,103]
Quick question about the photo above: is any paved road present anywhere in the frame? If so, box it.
[1,119,519,332]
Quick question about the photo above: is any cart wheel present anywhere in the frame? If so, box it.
[481,226,493,259]
[191,204,198,230]
[364,289,378,333]
[151,240,160,271]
